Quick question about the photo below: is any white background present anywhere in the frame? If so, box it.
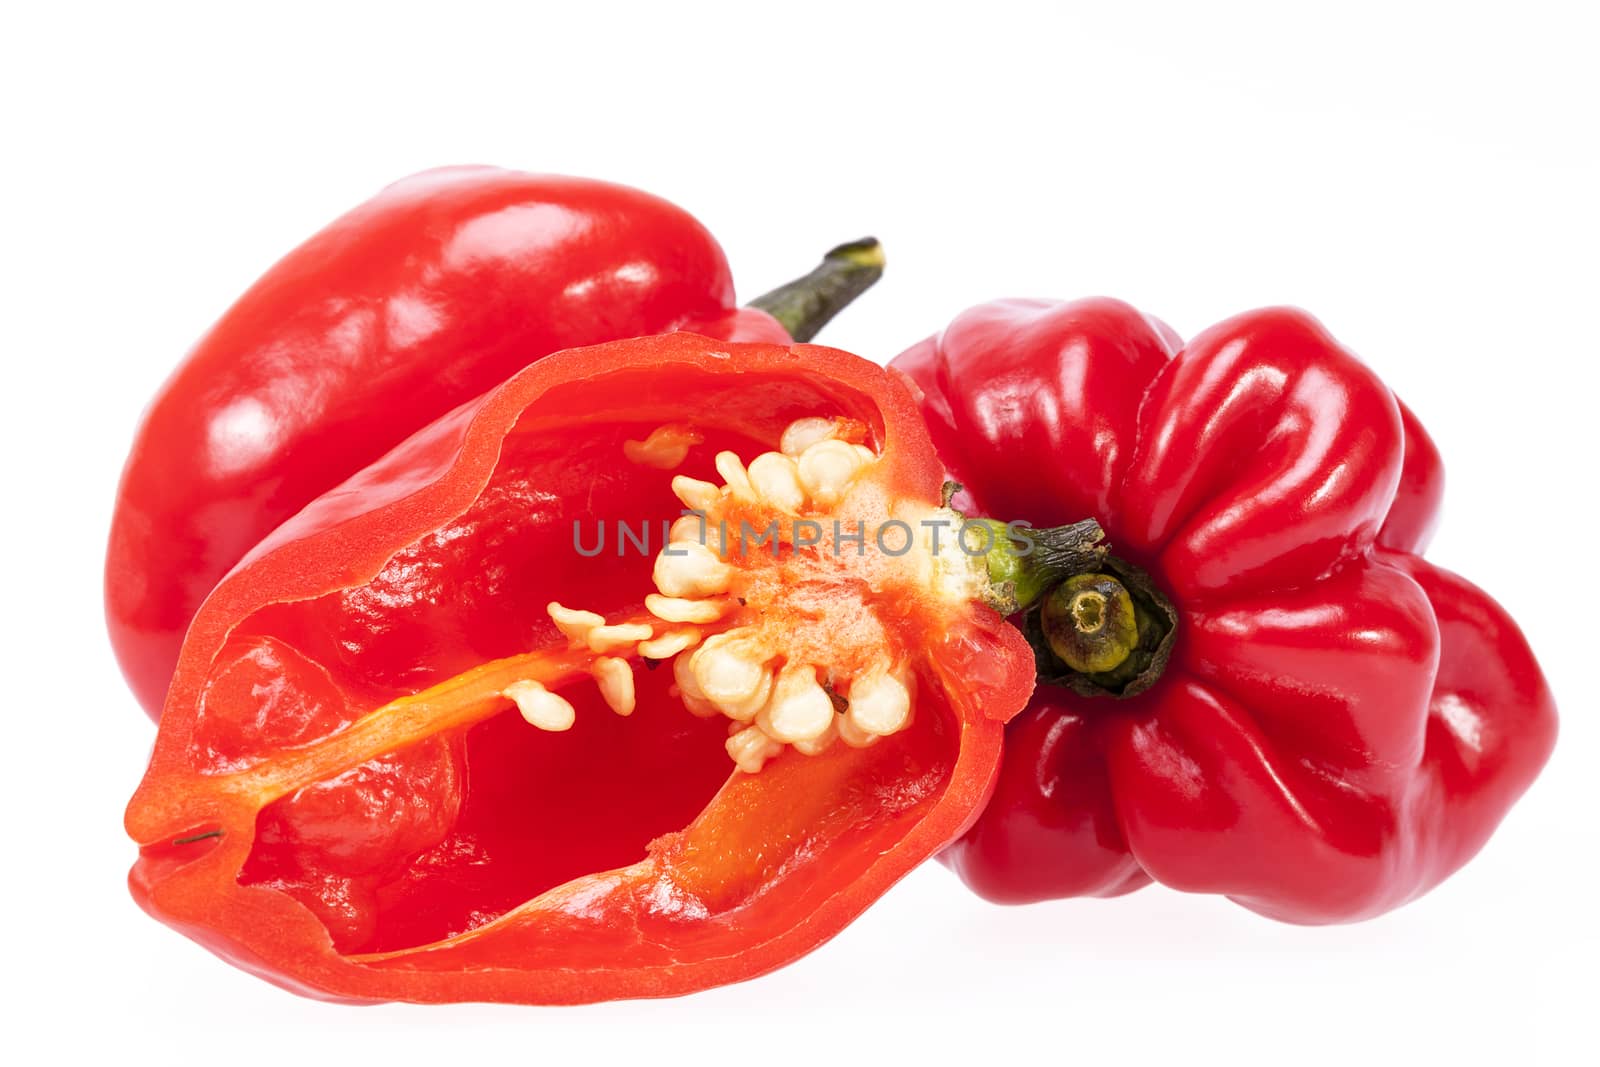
[4,1,1595,1063]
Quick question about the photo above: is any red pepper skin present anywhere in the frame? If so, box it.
[893,298,1557,922]
[125,333,1033,1004]
[106,166,788,719]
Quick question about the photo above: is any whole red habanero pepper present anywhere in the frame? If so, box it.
[892,298,1557,923]
[125,333,1044,1004]
[106,165,883,718]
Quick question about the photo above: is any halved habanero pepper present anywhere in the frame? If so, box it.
[893,298,1558,923]
[125,333,1040,1004]
[106,164,884,718]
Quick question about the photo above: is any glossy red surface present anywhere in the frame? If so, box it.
[894,298,1557,922]
[106,167,787,718]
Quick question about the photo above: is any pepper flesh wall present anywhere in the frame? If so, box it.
[125,334,1035,1005]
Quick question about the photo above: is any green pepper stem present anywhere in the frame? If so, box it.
[1040,573,1140,674]
[963,508,1178,700]
[747,237,885,342]
[971,517,1108,616]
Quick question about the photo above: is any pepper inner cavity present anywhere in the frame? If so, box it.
[506,415,921,774]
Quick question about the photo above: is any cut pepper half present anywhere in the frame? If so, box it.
[125,334,1035,1004]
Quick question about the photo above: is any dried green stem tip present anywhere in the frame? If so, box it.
[1041,573,1140,674]
[977,517,1107,616]
[747,237,886,342]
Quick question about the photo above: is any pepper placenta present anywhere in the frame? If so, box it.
[125,333,1039,1003]
[893,298,1557,922]
[105,166,884,719]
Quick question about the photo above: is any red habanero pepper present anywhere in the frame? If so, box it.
[892,298,1557,923]
[125,333,1045,1004]
[105,165,884,718]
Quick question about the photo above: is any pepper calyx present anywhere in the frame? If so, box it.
[1023,554,1177,699]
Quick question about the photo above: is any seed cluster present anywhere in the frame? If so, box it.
[501,416,914,774]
